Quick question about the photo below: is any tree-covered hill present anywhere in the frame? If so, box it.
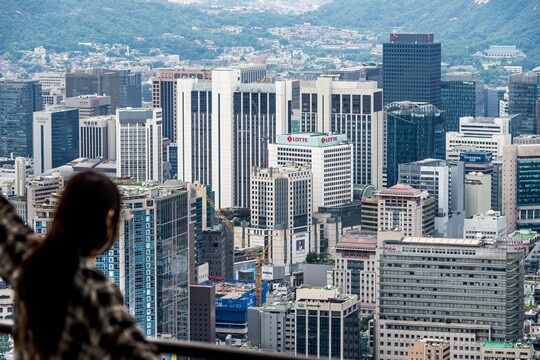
[0,0,293,59]
[1,0,538,66]
[307,0,540,66]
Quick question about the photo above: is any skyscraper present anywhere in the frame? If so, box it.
[79,115,116,160]
[484,86,507,117]
[116,108,163,183]
[269,133,353,210]
[385,102,444,187]
[151,68,212,142]
[176,69,290,209]
[298,76,385,188]
[97,181,191,339]
[32,106,79,175]
[66,68,141,111]
[508,72,539,134]
[383,33,441,108]
[441,72,484,132]
[0,80,43,157]
[502,144,540,232]
[250,165,313,268]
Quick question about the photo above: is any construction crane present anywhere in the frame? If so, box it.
[246,244,269,307]
[197,186,245,247]
[197,185,268,306]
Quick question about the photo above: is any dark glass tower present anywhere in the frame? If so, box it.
[66,68,141,111]
[385,102,444,187]
[0,80,42,157]
[441,72,484,132]
[383,33,441,108]
[509,72,540,134]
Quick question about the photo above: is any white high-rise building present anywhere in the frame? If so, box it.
[299,76,385,188]
[14,157,26,196]
[116,108,162,183]
[250,165,312,268]
[463,210,507,239]
[446,133,510,161]
[465,172,492,217]
[446,116,517,161]
[376,234,524,360]
[268,133,353,210]
[176,70,294,208]
[79,115,116,159]
[33,106,80,175]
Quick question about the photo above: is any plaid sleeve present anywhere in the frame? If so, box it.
[0,195,35,285]
[97,281,160,359]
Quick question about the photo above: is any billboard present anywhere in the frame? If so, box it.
[296,239,306,254]
[262,265,274,280]
[459,152,493,163]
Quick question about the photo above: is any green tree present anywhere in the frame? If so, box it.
[305,251,318,264]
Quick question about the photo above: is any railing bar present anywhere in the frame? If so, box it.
[0,321,311,360]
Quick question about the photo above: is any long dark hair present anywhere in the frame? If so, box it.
[17,171,121,357]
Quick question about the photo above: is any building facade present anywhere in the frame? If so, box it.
[375,184,435,237]
[32,106,79,175]
[269,133,353,210]
[0,80,43,157]
[464,172,492,218]
[386,102,444,187]
[398,159,465,238]
[441,72,484,132]
[97,182,191,339]
[508,72,539,134]
[79,115,116,160]
[116,108,163,183]
[383,33,441,108]
[503,144,540,232]
[294,287,360,360]
[330,231,377,315]
[463,210,507,239]
[298,76,385,188]
[66,68,141,111]
[64,94,112,118]
[376,235,524,360]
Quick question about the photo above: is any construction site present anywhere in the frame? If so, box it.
[203,278,269,341]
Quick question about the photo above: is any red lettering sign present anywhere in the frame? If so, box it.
[321,136,337,144]
[287,136,307,143]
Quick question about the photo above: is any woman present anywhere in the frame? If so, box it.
[0,171,159,359]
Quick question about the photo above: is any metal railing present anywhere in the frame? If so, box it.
[0,321,301,360]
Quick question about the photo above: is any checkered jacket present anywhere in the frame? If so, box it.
[0,196,159,359]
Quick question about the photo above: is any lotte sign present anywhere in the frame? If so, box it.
[321,136,337,144]
[287,136,308,143]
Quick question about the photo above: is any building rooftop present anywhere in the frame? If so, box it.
[483,341,531,349]
[401,237,484,247]
[379,183,424,196]
[335,232,377,250]
[509,229,539,239]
